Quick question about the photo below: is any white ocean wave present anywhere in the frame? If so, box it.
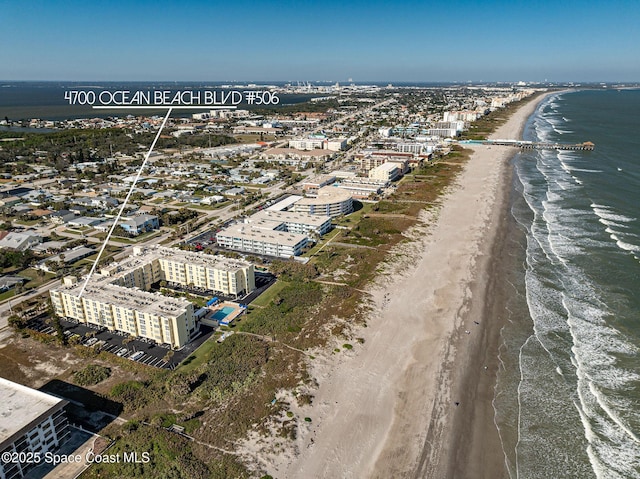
[591,204,636,224]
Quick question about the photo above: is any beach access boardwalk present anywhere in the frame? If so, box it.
[461,139,595,151]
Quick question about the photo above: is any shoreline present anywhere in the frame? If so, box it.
[257,93,552,479]
[374,94,549,479]
[432,93,549,479]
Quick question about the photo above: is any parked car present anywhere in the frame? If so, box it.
[129,351,144,361]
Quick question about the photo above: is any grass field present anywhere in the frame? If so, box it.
[18,267,56,288]
[250,279,288,308]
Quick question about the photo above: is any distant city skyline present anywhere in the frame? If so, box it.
[1,0,639,82]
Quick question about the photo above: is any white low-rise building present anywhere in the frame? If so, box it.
[215,207,333,257]
[301,174,336,193]
[216,224,308,258]
[0,378,69,479]
[289,137,347,151]
[336,179,387,199]
[369,162,402,182]
[0,232,42,251]
[326,138,348,151]
[289,138,325,150]
[292,186,353,217]
[249,210,332,237]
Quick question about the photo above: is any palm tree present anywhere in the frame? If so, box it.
[162,350,174,365]
[36,268,46,285]
[122,335,136,352]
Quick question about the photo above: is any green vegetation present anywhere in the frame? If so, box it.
[249,280,288,308]
[96,332,306,477]
[239,281,323,340]
[18,267,56,288]
[177,338,218,373]
[0,249,35,270]
[73,364,111,386]
[252,98,339,115]
[160,208,200,226]
[82,424,248,479]
[0,290,18,302]
[108,335,268,414]
[234,134,277,143]
[0,128,234,166]
[267,260,318,282]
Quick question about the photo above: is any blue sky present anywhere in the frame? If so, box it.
[1,0,638,82]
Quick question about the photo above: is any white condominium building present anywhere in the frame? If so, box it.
[396,142,425,154]
[289,137,347,151]
[289,138,325,150]
[336,179,386,199]
[215,208,333,257]
[326,138,347,151]
[0,378,69,479]
[369,162,402,182]
[216,224,308,258]
[249,210,332,237]
[292,186,353,217]
[425,127,459,138]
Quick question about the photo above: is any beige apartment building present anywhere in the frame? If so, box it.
[50,278,196,348]
[49,246,255,348]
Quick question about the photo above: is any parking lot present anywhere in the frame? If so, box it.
[155,271,275,305]
[22,271,275,371]
[27,318,215,369]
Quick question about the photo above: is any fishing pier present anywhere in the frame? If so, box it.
[461,139,595,151]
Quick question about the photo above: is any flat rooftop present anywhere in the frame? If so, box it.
[54,278,192,317]
[301,174,336,186]
[217,224,307,247]
[0,377,67,448]
[251,209,331,227]
[294,186,352,206]
[336,182,383,192]
[103,245,252,280]
[266,195,302,212]
[263,147,330,157]
[370,162,400,173]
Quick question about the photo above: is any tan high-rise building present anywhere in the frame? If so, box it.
[50,246,255,348]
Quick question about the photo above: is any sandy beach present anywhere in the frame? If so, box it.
[248,93,549,479]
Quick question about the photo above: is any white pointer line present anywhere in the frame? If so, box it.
[77,107,173,298]
[92,105,237,109]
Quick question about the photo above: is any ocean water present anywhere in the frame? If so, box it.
[494,89,640,478]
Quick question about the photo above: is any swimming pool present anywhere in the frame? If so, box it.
[211,306,235,322]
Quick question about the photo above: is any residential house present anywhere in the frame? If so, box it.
[120,214,159,236]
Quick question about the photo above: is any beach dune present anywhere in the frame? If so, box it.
[260,94,547,479]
